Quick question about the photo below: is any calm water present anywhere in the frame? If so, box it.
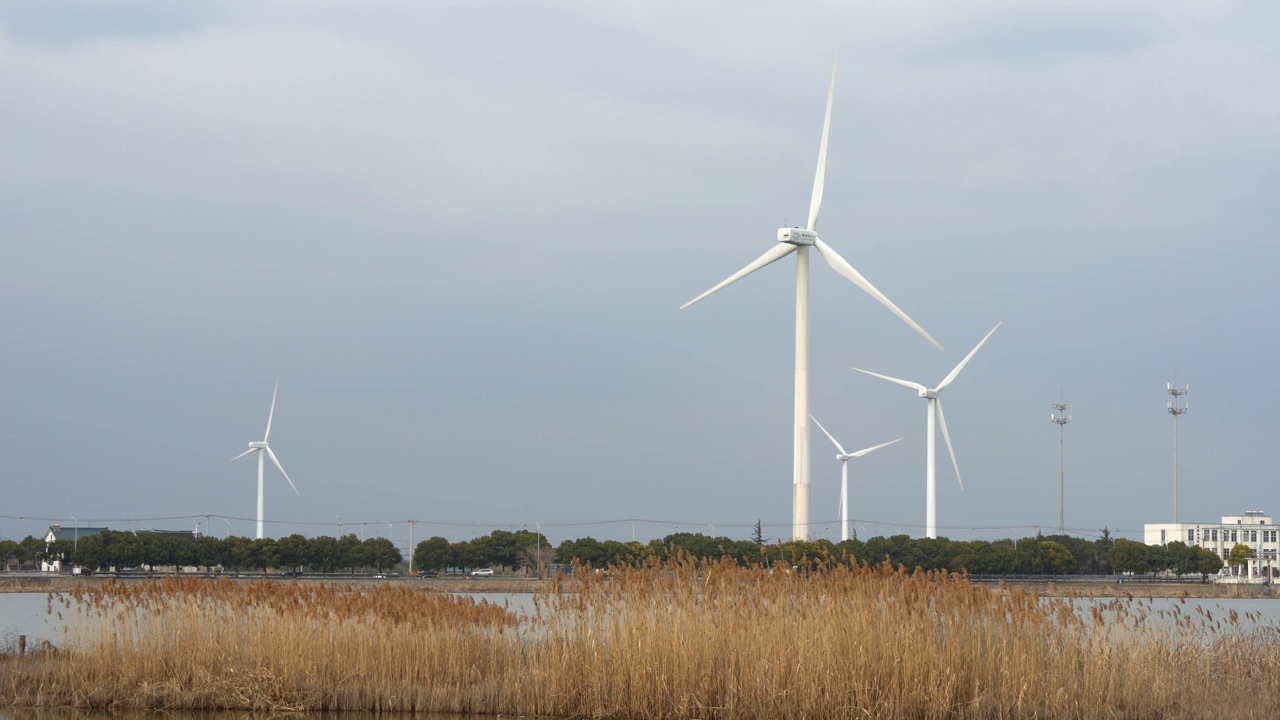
[2,589,1277,649]
[0,590,537,647]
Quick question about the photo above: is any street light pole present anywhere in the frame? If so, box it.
[535,521,543,579]
[71,516,79,571]
[408,519,415,575]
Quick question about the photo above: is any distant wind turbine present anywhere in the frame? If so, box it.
[852,322,1001,539]
[681,56,941,541]
[231,380,299,540]
[810,416,900,542]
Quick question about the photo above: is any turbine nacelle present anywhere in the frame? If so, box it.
[778,228,817,246]
[920,389,939,399]
[248,441,267,450]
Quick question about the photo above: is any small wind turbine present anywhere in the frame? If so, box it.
[810,416,900,542]
[852,322,1001,539]
[681,56,940,541]
[231,380,298,540]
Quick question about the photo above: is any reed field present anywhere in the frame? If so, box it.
[3,556,1279,718]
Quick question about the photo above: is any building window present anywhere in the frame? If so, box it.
[1188,529,1195,543]
[1211,530,1218,542]
[1161,530,1167,544]
[1252,531,1258,543]
[1232,530,1239,543]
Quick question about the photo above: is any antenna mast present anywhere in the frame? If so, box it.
[1167,378,1189,523]
[1050,390,1071,534]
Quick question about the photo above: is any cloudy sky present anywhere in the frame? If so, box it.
[2,1,1277,549]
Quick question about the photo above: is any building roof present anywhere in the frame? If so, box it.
[46,526,109,542]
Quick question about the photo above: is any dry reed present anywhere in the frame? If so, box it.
[2,556,1278,718]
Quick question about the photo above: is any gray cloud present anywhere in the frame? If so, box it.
[2,1,1278,546]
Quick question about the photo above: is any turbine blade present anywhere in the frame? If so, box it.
[935,399,963,491]
[679,243,797,310]
[851,367,927,393]
[265,445,300,495]
[813,239,942,350]
[809,415,847,456]
[807,55,837,232]
[264,379,279,441]
[230,448,255,462]
[849,437,903,458]
[937,322,1001,392]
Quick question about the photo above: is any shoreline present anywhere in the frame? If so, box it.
[2,572,1276,598]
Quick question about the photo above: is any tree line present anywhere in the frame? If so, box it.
[2,527,1229,578]
[0,531,403,574]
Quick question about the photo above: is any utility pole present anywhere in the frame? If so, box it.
[1050,392,1071,534]
[1167,379,1189,523]
[408,519,415,575]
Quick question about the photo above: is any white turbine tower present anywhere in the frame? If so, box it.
[810,416,900,542]
[852,322,1001,539]
[231,380,299,540]
[680,56,941,541]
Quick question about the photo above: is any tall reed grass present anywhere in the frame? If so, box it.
[3,555,1278,718]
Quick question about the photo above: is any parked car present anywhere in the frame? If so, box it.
[469,568,494,577]
[280,570,303,578]
[419,570,439,578]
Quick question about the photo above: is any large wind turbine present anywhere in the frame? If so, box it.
[231,380,299,540]
[681,57,940,541]
[852,322,1000,539]
[811,416,900,542]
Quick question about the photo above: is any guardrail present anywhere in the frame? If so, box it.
[966,574,1212,584]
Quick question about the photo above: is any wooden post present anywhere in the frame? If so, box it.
[18,635,26,658]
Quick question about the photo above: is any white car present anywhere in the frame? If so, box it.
[469,568,494,577]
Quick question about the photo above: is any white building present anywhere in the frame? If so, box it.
[1145,511,1278,579]
[42,523,109,572]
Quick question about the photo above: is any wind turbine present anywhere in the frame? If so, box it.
[852,322,1000,539]
[810,416,900,542]
[231,380,299,540]
[680,57,941,541]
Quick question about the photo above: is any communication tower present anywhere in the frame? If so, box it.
[1167,379,1189,523]
[1050,391,1071,534]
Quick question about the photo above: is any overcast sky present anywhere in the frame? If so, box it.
[2,1,1278,549]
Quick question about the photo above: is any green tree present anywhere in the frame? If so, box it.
[363,537,401,572]
[276,534,310,572]
[309,536,340,575]
[1195,547,1225,576]
[17,536,45,569]
[1041,541,1077,574]
[414,536,452,572]
[0,540,16,571]
[193,536,224,572]
[48,539,73,569]
[1227,543,1255,569]
[1108,539,1152,575]
[224,536,254,571]
[336,534,366,573]
[556,537,606,567]
[250,538,280,573]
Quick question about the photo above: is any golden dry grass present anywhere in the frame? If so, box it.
[3,556,1279,718]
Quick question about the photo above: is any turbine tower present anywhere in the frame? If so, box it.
[852,322,1000,538]
[231,380,299,539]
[811,416,900,542]
[1167,379,1189,523]
[681,57,941,541]
[1050,392,1071,534]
